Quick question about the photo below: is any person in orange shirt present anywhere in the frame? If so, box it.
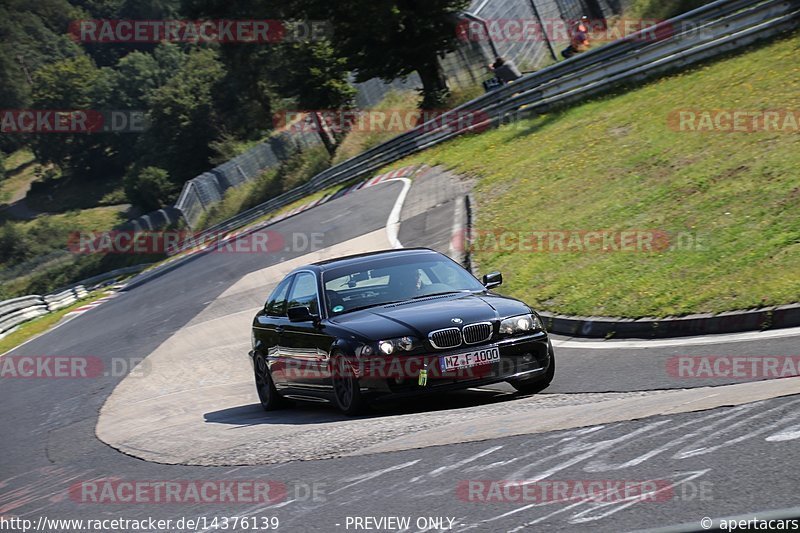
[562,16,591,59]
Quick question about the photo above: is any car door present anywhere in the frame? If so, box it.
[255,275,293,389]
[282,271,335,392]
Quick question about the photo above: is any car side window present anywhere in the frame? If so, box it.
[265,276,293,317]
[286,272,319,315]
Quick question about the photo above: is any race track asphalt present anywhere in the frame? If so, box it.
[1,173,799,532]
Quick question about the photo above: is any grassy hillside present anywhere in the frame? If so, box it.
[393,31,800,318]
[624,0,716,20]
[0,150,38,204]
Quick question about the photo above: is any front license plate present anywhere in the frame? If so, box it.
[440,346,500,371]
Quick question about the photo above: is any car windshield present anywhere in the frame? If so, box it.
[322,253,485,316]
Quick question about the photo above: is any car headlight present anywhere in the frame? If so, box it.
[359,344,374,357]
[251,329,256,349]
[499,314,542,336]
[377,336,417,355]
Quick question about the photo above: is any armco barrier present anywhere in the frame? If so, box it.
[0,280,118,340]
[0,287,84,339]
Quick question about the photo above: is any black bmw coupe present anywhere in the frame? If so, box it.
[249,248,555,415]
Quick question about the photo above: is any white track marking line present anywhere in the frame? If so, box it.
[0,314,80,357]
[330,459,421,494]
[427,445,504,477]
[384,177,412,249]
[551,325,800,349]
[448,196,466,260]
[1,292,119,357]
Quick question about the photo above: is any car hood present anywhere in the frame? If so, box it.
[328,292,531,340]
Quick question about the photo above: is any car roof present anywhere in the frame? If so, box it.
[292,247,442,275]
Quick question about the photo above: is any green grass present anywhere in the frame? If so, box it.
[447,84,485,108]
[624,0,716,20]
[0,207,151,298]
[1,148,128,211]
[157,180,350,266]
[333,90,421,165]
[0,150,39,204]
[25,171,128,212]
[390,31,800,318]
[24,206,127,230]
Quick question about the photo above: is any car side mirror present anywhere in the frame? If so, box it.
[287,306,319,323]
[482,271,503,289]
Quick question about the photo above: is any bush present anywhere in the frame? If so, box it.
[124,166,176,212]
[0,223,31,265]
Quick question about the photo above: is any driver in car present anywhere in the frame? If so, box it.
[389,268,424,299]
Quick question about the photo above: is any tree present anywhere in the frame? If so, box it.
[209,41,356,147]
[110,44,185,108]
[0,222,32,265]
[295,0,470,109]
[29,55,120,178]
[110,52,163,109]
[124,166,175,211]
[272,43,356,110]
[69,0,181,66]
[0,0,84,151]
[136,48,226,185]
[181,0,355,135]
[68,0,125,18]
[118,0,180,19]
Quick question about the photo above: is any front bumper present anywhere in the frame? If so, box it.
[356,331,552,397]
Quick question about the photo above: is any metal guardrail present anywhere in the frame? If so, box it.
[0,262,158,340]
[159,0,797,260]
[0,286,89,339]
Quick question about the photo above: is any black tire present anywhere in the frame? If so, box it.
[254,353,288,411]
[331,354,367,416]
[509,347,555,395]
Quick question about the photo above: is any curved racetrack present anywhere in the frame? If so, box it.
[2,168,799,532]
